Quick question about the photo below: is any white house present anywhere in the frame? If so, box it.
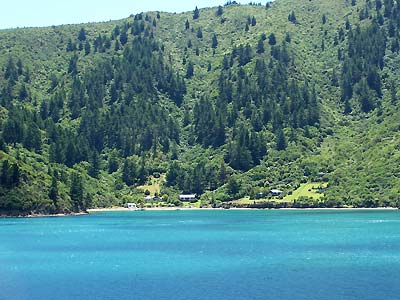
[145,195,154,202]
[179,194,197,202]
[127,203,137,210]
[270,189,283,196]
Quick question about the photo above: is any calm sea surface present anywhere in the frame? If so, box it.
[1,210,400,300]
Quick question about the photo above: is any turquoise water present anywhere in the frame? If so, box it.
[1,210,400,300]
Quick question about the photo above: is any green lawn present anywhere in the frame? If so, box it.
[137,174,166,196]
[283,183,327,202]
[231,197,273,205]
[182,200,202,208]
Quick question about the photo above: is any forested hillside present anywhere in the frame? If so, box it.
[1,0,400,215]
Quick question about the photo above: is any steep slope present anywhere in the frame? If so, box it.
[0,0,400,215]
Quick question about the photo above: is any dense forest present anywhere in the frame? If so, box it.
[1,0,400,215]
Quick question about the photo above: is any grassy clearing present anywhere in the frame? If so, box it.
[182,200,202,208]
[232,197,274,205]
[283,182,327,202]
[137,174,166,196]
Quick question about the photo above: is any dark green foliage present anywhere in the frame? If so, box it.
[108,152,119,174]
[288,11,297,23]
[322,14,327,24]
[78,28,87,41]
[226,176,240,196]
[85,41,91,55]
[285,33,291,43]
[68,54,78,75]
[89,151,100,179]
[122,159,134,186]
[212,33,218,49]
[197,28,203,39]
[70,172,84,212]
[340,21,385,112]
[119,30,128,45]
[257,36,265,53]
[48,172,59,209]
[268,33,277,45]
[193,6,200,20]
[23,123,41,151]
[376,0,382,10]
[66,39,76,52]
[4,57,18,84]
[193,97,225,147]
[0,160,20,188]
[122,157,145,186]
[186,61,194,78]
[216,6,223,16]
[276,128,287,150]
[185,19,190,30]
[390,81,397,104]
[166,161,180,187]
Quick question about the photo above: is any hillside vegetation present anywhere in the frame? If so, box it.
[1,0,400,215]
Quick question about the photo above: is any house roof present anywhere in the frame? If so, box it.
[270,189,283,193]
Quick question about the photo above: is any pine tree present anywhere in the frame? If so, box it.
[68,54,78,75]
[78,27,87,41]
[251,16,257,26]
[0,160,10,187]
[197,28,203,39]
[49,173,59,209]
[120,30,128,45]
[288,11,297,23]
[216,6,223,16]
[218,161,227,185]
[390,81,397,104]
[70,173,84,212]
[138,154,146,184]
[89,151,100,178]
[16,59,23,76]
[10,163,20,187]
[66,39,76,52]
[276,128,287,150]
[212,33,218,49]
[285,33,291,43]
[322,14,327,25]
[227,176,240,196]
[108,152,119,173]
[4,57,18,84]
[186,61,194,79]
[185,19,190,30]
[257,37,265,53]
[122,159,135,186]
[268,33,277,45]
[193,6,200,19]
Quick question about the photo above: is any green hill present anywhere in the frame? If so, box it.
[1,0,400,215]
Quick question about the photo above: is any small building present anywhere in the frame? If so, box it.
[145,195,154,202]
[179,194,197,202]
[127,203,137,210]
[270,189,283,196]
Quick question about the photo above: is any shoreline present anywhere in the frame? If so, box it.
[0,212,88,219]
[88,207,399,213]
